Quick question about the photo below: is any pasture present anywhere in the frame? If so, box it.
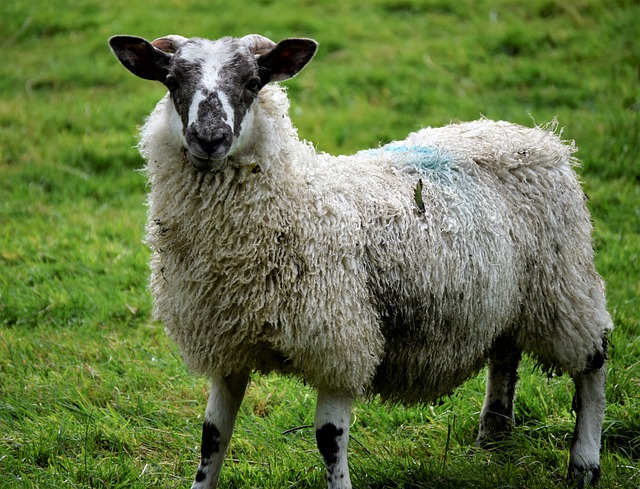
[1,0,638,487]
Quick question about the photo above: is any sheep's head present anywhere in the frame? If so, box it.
[109,34,317,172]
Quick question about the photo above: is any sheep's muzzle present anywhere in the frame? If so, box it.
[184,148,227,173]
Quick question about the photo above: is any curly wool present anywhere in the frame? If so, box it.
[140,84,612,402]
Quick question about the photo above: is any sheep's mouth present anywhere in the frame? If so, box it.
[186,150,227,174]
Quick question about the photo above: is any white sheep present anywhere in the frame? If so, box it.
[109,33,613,489]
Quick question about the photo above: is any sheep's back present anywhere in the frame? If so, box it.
[350,119,610,402]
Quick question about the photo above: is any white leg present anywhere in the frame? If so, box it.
[315,388,352,489]
[191,371,249,489]
[569,366,606,487]
[477,341,521,446]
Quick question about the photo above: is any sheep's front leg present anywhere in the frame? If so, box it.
[477,340,521,446]
[569,365,606,487]
[191,371,249,489]
[315,388,352,489]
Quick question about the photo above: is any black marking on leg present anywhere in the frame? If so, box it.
[316,423,343,466]
[571,388,582,418]
[195,468,206,482]
[487,337,521,405]
[479,340,520,447]
[478,399,514,448]
[201,422,222,460]
[590,465,601,485]
[487,400,511,417]
[479,401,514,445]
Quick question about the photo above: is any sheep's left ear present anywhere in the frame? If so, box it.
[258,38,318,84]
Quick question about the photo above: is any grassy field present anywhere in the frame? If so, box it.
[1,0,638,487]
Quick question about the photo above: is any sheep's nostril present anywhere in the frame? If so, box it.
[196,135,225,156]
[208,134,227,152]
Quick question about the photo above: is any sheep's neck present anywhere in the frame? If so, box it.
[231,87,315,175]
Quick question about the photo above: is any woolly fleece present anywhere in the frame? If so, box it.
[140,84,612,402]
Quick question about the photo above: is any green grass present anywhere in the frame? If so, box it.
[1,0,638,487]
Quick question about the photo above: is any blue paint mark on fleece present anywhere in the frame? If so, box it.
[361,143,458,183]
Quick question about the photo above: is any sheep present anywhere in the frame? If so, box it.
[108,33,613,489]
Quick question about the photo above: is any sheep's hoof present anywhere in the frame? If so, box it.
[568,463,601,488]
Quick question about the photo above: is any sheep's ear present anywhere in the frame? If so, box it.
[109,35,171,82]
[257,38,318,84]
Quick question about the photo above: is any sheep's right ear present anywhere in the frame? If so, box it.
[109,35,171,82]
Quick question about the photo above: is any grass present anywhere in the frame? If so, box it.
[1,0,638,487]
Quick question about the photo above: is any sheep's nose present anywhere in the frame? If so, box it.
[199,133,227,156]
[187,125,232,159]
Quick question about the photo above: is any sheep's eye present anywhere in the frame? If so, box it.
[246,78,261,92]
[164,75,180,91]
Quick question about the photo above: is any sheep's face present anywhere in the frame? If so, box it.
[109,34,317,172]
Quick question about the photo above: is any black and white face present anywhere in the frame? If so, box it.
[164,38,263,170]
[109,34,318,172]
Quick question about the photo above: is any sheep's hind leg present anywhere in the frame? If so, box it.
[191,371,249,489]
[568,358,607,487]
[315,387,352,489]
[477,338,521,447]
